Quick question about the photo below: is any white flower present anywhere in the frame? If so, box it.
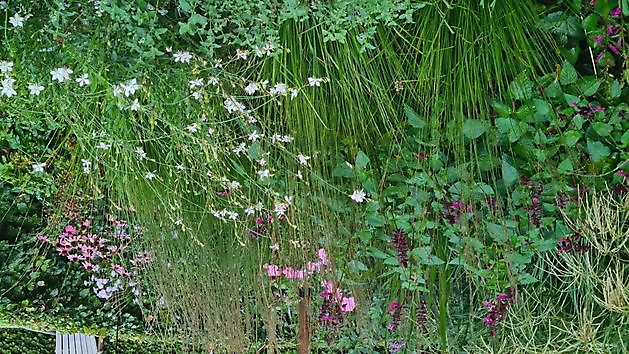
[232,143,246,155]
[188,78,204,89]
[192,90,203,100]
[9,13,25,28]
[350,189,367,203]
[227,180,241,190]
[50,67,73,82]
[28,83,44,96]
[308,77,323,87]
[207,128,215,135]
[289,88,298,100]
[1,83,16,98]
[297,170,303,180]
[213,59,222,68]
[244,82,258,95]
[271,134,294,144]
[0,61,13,73]
[176,163,185,171]
[297,154,310,165]
[244,206,255,216]
[248,130,260,142]
[258,158,267,166]
[81,159,91,174]
[208,77,219,86]
[164,46,172,53]
[96,142,111,150]
[274,202,288,216]
[269,83,287,96]
[254,202,264,211]
[121,79,139,97]
[135,147,147,160]
[32,163,46,173]
[223,96,247,114]
[270,243,279,251]
[187,123,199,133]
[145,172,156,180]
[130,99,141,111]
[254,46,265,57]
[236,49,248,60]
[75,73,90,87]
[173,51,192,63]
[257,169,270,179]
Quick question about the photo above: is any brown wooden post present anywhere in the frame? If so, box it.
[297,286,310,354]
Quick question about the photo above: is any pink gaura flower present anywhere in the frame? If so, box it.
[341,297,356,312]
[317,248,328,265]
[263,263,281,277]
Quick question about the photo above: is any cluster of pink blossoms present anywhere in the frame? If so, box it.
[443,200,472,224]
[318,280,356,328]
[263,248,329,280]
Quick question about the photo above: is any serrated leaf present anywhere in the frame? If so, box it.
[578,77,601,96]
[560,60,578,85]
[509,72,534,101]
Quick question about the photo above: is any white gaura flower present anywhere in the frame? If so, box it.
[350,189,367,203]
[244,206,255,216]
[235,49,248,60]
[96,142,111,150]
[81,159,91,174]
[269,83,287,96]
[308,77,323,87]
[164,46,172,53]
[9,13,25,28]
[213,59,222,68]
[50,67,73,82]
[232,142,246,155]
[207,128,215,135]
[274,202,287,216]
[121,79,139,97]
[254,46,265,57]
[135,147,147,160]
[270,243,279,251]
[257,169,270,179]
[28,83,44,96]
[173,51,192,63]
[248,130,260,142]
[0,61,13,73]
[145,171,156,180]
[130,99,141,111]
[187,123,199,133]
[188,78,204,89]
[297,154,310,165]
[208,77,219,86]
[254,202,264,211]
[289,88,298,100]
[191,90,203,100]
[244,82,258,95]
[75,73,90,87]
[258,158,267,166]
[176,163,185,171]
[32,162,46,173]
[1,78,17,97]
[296,170,303,180]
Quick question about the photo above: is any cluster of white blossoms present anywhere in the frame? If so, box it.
[112,78,140,97]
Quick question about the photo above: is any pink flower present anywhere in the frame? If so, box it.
[317,248,328,265]
[466,203,473,213]
[263,263,281,277]
[282,267,297,279]
[36,234,49,243]
[387,299,400,313]
[64,225,77,234]
[483,317,494,325]
[592,35,604,46]
[341,297,356,312]
[306,261,322,274]
[610,7,622,18]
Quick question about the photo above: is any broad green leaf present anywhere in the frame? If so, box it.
[544,81,563,98]
[487,222,510,243]
[405,105,426,129]
[560,60,578,85]
[501,155,519,187]
[355,150,370,171]
[495,118,526,142]
[490,99,512,116]
[587,140,610,163]
[558,158,574,174]
[332,161,353,178]
[563,130,581,147]
[610,80,621,98]
[518,273,538,285]
[509,72,534,101]
[463,119,489,139]
[592,122,613,137]
[578,77,601,96]
[368,247,390,259]
[506,252,531,265]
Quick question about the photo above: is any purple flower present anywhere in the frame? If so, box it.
[391,230,409,267]
[592,35,604,46]
[389,341,405,353]
[608,43,621,56]
[607,25,621,36]
[610,7,622,18]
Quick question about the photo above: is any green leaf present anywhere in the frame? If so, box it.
[490,99,512,116]
[332,161,353,178]
[487,222,510,243]
[496,118,527,143]
[581,13,599,33]
[405,105,426,129]
[558,158,573,174]
[501,155,519,187]
[463,119,489,139]
[560,60,578,85]
[592,122,613,137]
[610,80,621,98]
[533,99,552,119]
[355,150,370,171]
[506,252,531,265]
[509,72,534,101]
[578,77,601,96]
[518,272,538,285]
[563,130,581,147]
[368,247,390,259]
[587,140,610,163]
[544,81,563,98]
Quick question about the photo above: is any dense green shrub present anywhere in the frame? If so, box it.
[0,328,54,354]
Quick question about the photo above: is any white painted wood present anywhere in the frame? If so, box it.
[55,332,62,354]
